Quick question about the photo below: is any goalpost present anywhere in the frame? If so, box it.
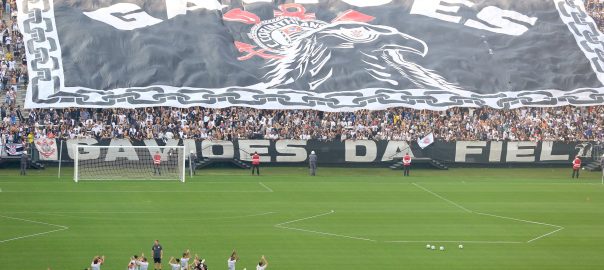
[74,145,186,182]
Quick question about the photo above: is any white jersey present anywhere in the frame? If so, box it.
[257,264,266,270]
[128,260,137,270]
[91,262,101,270]
[180,258,190,269]
[137,261,149,270]
[228,258,236,270]
[170,263,181,270]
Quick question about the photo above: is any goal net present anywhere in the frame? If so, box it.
[74,145,186,182]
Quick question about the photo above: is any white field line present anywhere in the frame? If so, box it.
[0,215,69,244]
[275,210,377,242]
[474,212,562,228]
[277,225,377,242]
[412,183,473,213]
[259,182,274,192]
[384,240,523,244]
[412,183,564,244]
[527,227,565,243]
[275,210,335,227]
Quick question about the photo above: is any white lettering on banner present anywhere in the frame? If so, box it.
[183,139,197,159]
[66,138,99,160]
[465,6,538,36]
[410,0,474,23]
[455,141,486,162]
[540,141,569,161]
[345,140,377,162]
[275,140,308,162]
[166,0,223,19]
[143,139,180,160]
[83,3,164,31]
[244,0,394,6]
[410,0,536,36]
[83,0,535,35]
[242,0,273,3]
[340,0,393,7]
[488,141,503,162]
[506,142,537,162]
[294,0,320,3]
[381,141,414,161]
[238,140,271,162]
[105,139,139,161]
[201,140,234,159]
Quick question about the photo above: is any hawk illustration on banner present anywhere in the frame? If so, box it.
[17,0,604,111]
[225,5,460,92]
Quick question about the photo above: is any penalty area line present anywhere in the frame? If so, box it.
[412,183,473,213]
[384,240,523,244]
[275,210,377,242]
[259,182,273,192]
[0,215,69,244]
[527,227,565,243]
[411,183,565,244]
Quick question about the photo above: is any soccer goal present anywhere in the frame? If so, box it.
[74,145,186,182]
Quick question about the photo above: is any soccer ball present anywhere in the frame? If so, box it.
[426,244,431,249]
[439,246,445,251]
[431,245,435,250]
[458,244,464,249]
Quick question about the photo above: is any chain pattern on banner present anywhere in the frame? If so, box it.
[561,0,604,73]
[21,0,604,109]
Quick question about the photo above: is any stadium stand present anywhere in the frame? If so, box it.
[1,1,604,145]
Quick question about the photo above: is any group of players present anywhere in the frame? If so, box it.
[89,240,268,270]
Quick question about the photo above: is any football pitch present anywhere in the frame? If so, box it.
[1,167,603,270]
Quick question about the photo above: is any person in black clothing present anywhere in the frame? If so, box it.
[190,151,197,176]
[20,152,28,176]
[151,240,163,270]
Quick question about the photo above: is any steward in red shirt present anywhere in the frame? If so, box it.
[153,151,162,176]
[572,155,581,179]
[251,152,260,176]
[403,153,412,177]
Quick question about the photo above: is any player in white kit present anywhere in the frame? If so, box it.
[228,250,238,270]
[180,250,191,270]
[128,255,139,270]
[90,255,104,270]
[137,256,150,270]
[169,257,181,270]
[256,255,268,270]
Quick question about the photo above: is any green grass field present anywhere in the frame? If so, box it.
[1,167,604,270]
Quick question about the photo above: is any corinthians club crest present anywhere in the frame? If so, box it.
[224,4,461,92]
[35,138,57,160]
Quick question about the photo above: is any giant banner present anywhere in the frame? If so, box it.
[57,139,599,165]
[18,0,604,111]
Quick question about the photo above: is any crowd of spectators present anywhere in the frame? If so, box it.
[0,0,27,142]
[0,106,602,144]
[587,0,604,30]
[2,1,604,145]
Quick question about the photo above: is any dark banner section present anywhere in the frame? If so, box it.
[18,0,604,110]
[55,139,598,165]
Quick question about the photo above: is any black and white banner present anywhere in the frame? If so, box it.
[18,0,604,111]
[3,143,24,156]
[60,139,599,165]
